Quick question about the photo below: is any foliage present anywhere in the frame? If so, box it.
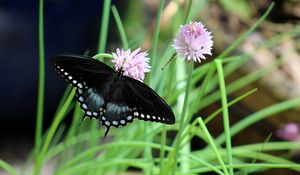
[1,1,300,175]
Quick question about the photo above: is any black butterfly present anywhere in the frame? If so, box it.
[51,55,175,136]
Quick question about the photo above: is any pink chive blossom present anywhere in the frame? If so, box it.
[111,48,151,81]
[173,21,213,62]
[276,123,299,142]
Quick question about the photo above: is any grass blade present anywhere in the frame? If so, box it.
[215,59,233,175]
[97,0,111,53]
[35,0,45,160]
[0,159,18,175]
[111,5,129,49]
[197,117,230,175]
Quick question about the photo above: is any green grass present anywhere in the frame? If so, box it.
[215,59,233,175]
[34,0,45,161]
[2,1,300,175]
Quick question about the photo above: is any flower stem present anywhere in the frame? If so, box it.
[149,0,165,84]
[35,0,44,164]
[93,53,113,60]
[97,0,111,53]
[183,0,193,23]
[111,5,129,50]
[171,61,194,174]
[159,59,176,174]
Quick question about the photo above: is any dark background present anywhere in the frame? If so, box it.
[0,0,121,161]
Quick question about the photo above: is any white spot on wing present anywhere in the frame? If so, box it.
[120,120,125,124]
[86,111,92,116]
[127,115,132,120]
[78,96,84,102]
[87,88,93,93]
[105,121,110,126]
[112,121,118,125]
[82,104,87,109]
[68,76,73,80]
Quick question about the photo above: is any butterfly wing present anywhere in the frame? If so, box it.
[123,76,175,124]
[51,54,114,88]
[51,55,175,136]
[97,76,175,136]
[51,55,115,118]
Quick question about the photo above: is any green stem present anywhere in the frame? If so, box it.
[189,63,215,120]
[197,118,230,175]
[159,125,166,174]
[205,88,258,124]
[111,5,129,49]
[98,0,111,53]
[159,60,176,174]
[216,97,300,145]
[183,0,193,23]
[0,159,18,175]
[92,53,113,60]
[179,88,257,147]
[215,59,233,175]
[35,0,45,161]
[54,85,72,117]
[171,61,194,174]
[34,89,76,175]
[149,0,165,83]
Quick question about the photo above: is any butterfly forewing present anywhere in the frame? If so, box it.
[51,55,114,118]
[51,55,114,88]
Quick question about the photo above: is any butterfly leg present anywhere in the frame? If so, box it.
[104,126,111,137]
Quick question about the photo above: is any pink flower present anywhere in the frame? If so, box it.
[111,48,151,81]
[276,123,299,142]
[173,21,213,62]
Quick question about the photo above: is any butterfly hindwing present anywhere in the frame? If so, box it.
[96,76,175,131]
[123,76,175,124]
[76,87,104,118]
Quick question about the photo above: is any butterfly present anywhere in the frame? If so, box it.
[51,55,175,136]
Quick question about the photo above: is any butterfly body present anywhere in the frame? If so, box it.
[51,55,175,136]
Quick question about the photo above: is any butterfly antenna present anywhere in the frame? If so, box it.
[104,126,111,137]
[161,53,176,71]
